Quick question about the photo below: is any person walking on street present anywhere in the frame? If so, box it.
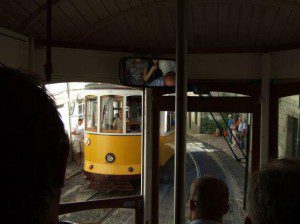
[231,117,238,147]
[238,117,247,149]
[72,118,84,165]
[227,115,233,144]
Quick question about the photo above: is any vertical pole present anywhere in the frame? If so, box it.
[143,89,153,224]
[152,91,160,223]
[45,0,52,83]
[175,0,187,223]
[243,123,251,210]
[260,54,270,167]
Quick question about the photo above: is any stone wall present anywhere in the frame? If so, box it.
[278,95,300,158]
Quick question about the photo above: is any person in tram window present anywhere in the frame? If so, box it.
[112,113,122,130]
[245,158,300,224]
[125,58,148,86]
[148,71,176,86]
[1,66,69,224]
[143,59,163,85]
[189,176,229,224]
[71,118,84,166]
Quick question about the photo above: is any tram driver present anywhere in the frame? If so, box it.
[112,113,122,130]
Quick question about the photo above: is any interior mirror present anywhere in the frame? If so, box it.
[119,57,176,87]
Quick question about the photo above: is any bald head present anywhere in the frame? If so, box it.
[190,176,229,222]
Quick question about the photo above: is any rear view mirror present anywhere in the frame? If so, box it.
[119,57,176,87]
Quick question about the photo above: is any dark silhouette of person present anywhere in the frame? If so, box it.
[245,158,300,224]
[1,66,70,224]
[189,176,229,224]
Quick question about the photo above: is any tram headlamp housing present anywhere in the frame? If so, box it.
[105,153,115,163]
[85,138,91,146]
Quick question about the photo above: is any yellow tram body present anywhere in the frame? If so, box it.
[84,134,142,176]
[83,84,174,182]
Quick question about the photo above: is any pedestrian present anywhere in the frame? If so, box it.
[227,114,233,144]
[72,118,84,166]
[231,117,238,147]
[238,117,247,149]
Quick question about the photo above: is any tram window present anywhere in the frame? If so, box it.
[126,96,142,133]
[100,95,123,133]
[85,96,98,132]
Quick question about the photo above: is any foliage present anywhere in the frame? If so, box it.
[200,112,233,134]
[201,116,217,134]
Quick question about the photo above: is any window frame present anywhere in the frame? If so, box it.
[84,95,99,133]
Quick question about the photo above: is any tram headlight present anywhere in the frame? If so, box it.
[85,138,91,146]
[105,153,115,163]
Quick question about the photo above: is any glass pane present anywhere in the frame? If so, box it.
[100,95,123,133]
[85,96,98,132]
[187,112,250,223]
[159,111,251,223]
[159,111,175,224]
[47,82,141,223]
[278,95,300,158]
[126,96,142,133]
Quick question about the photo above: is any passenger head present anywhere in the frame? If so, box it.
[115,113,119,118]
[163,71,176,86]
[152,59,159,65]
[0,67,70,223]
[228,114,232,119]
[78,118,83,125]
[246,158,300,224]
[189,176,229,223]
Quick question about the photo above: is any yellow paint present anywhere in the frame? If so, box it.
[84,134,141,175]
[160,131,175,165]
[84,131,175,176]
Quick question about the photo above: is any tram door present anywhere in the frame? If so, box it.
[153,85,261,224]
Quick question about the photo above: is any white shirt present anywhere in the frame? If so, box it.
[72,124,84,141]
[191,219,221,224]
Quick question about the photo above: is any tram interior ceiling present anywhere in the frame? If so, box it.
[1,0,300,223]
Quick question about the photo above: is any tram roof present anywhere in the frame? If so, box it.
[1,0,300,54]
[85,83,139,90]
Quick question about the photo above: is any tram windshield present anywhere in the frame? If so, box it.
[100,95,123,133]
[85,96,98,132]
[126,96,142,133]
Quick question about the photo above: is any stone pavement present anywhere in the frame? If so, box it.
[189,132,246,164]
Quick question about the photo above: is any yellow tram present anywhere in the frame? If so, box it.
[83,84,174,188]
